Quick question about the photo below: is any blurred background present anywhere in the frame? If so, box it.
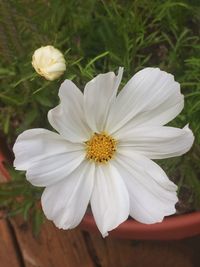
[0,0,200,266]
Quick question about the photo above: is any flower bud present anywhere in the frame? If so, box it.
[32,45,66,81]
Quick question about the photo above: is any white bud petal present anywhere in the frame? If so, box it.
[32,45,66,81]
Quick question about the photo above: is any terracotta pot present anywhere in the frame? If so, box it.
[80,211,200,240]
[0,133,13,181]
[0,150,10,181]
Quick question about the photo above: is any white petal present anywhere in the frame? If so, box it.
[26,150,85,187]
[48,80,91,142]
[91,163,129,237]
[84,67,123,132]
[13,128,80,170]
[113,152,178,224]
[45,62,66,73]
[13,128,85,187]
[106,68,183,134]
[117,125,194,159]
[41,161,95,229]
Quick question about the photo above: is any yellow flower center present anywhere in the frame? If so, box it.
[85,132,117,163]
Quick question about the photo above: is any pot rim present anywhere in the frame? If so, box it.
[80,211,200,240]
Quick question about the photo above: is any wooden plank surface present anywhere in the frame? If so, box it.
[10,216,95,267]
[0,214,21,267]
[86,231,200,267]
[0,214,199,267]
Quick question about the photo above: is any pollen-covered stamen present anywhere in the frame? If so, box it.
[85,132,117,163]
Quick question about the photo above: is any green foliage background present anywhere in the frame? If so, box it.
[0,0,200,229]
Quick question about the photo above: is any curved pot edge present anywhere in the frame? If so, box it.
[80,212,200,240]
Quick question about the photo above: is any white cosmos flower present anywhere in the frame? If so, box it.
[13,67,194,237]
